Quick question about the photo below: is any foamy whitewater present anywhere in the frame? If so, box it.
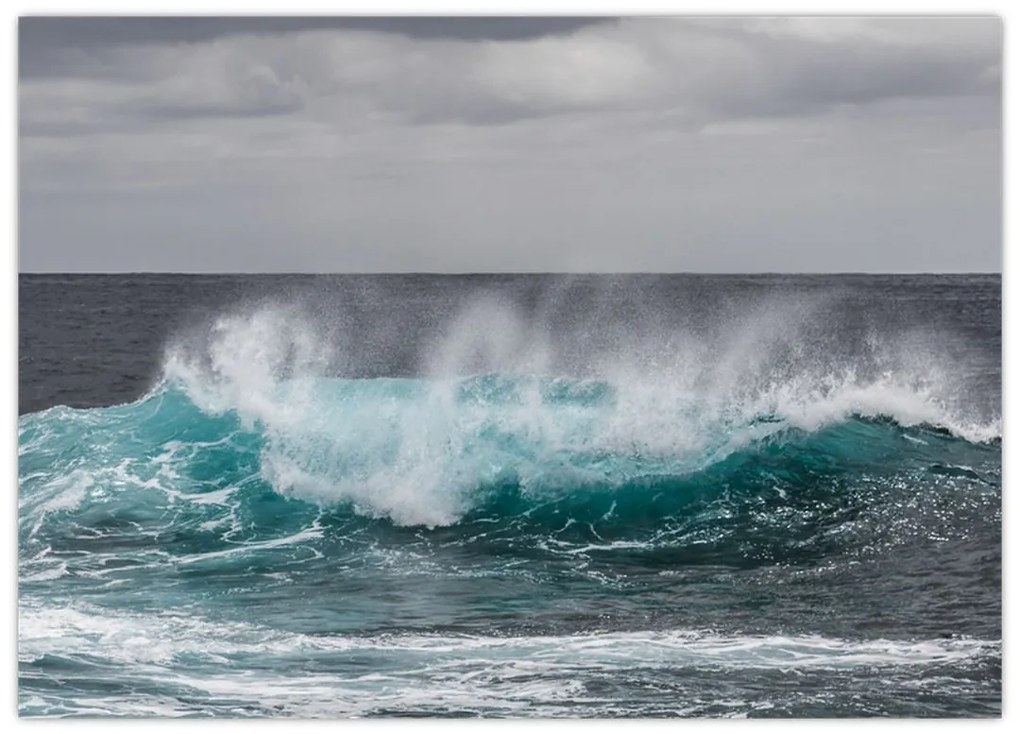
[18,274,1001,717]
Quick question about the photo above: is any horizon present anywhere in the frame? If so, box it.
[15,270,1005,276]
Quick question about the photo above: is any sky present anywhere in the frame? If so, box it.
[18,16,1002,272]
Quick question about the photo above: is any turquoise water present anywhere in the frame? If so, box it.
[18,274,1001,717]
[19,373,1001,717]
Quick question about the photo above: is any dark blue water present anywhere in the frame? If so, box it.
[18,274,1001,717]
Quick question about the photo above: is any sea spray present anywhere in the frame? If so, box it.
[150,293,1001,526]
[19,274,1002,717]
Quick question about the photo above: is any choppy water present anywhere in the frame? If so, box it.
[18,274,1001,717]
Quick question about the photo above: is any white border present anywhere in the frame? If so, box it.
[3,2,1012,732]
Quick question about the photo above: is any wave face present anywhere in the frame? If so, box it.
[18,274,1002,717]
[19,372,1000,534]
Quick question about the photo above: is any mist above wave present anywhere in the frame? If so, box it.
[144,288,998,526]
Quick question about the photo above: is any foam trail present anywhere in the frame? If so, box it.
[19,600,997,669]
[18,601,1000,718]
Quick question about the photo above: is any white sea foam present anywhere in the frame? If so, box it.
[19,470,95,538]
[18,599,999,717]
[158,297,1000,527]
[171,523,324,566]
[18,599,998,669]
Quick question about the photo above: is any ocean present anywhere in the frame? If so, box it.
[17,273,1002,717]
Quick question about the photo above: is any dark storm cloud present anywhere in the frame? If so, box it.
[19,17,619,128]
[19,16,615,78]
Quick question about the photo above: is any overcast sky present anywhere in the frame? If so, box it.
[18,16,1002,272]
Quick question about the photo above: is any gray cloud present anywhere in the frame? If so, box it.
[18,16,1002,272]
[20,18,1000,131]
[19,16,615,78]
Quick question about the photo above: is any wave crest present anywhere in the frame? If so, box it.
[20,298,1000,529]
